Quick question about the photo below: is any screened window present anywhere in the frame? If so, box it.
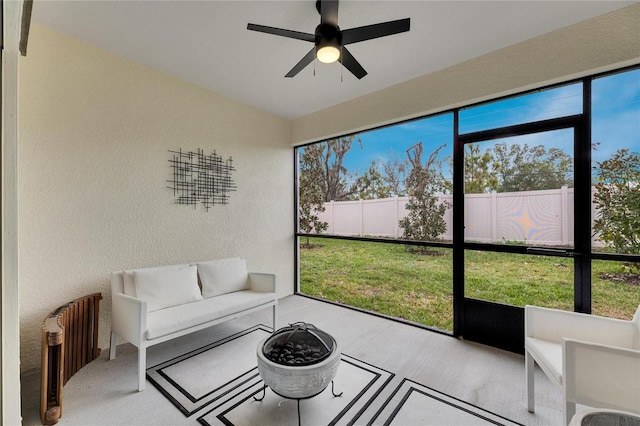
[465,250,573,309]
[463,129,574,247]
[297,113,453,242]
[299,239,454,332]
[296,113,455,333]
[591,69,640,255]
[459,82,583,134]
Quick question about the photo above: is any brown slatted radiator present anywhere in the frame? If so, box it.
[40,293,102,425]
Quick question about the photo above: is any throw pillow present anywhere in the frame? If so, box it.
[133,265,202,312]
[123,264,189,297]
[198,258,249,298]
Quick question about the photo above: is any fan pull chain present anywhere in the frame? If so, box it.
[313,57,316,77]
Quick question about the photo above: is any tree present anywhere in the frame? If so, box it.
[465,143,498,193]
[399,143,450,245]
[308,136,361,202]
[298,146,328,245]
[593,149,640,262]
[492,143,573,192]
[382,158,408,197]
[353,161,393,200]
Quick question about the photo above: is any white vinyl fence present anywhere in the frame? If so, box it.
[316,186,602,246]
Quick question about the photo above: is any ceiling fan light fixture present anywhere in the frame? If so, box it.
[247,0,410,79]
[316,40,340,63]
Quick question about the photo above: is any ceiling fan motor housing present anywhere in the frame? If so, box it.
[315,23,341,49]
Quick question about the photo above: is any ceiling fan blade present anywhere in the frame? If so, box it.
[319,0,339,26]
[341,18,410,45]
[339,47,367,79]
[285,48,316,78]
[247,23,315,42]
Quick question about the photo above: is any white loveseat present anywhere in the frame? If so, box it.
[109,258,277,391]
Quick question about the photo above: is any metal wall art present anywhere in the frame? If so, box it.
[168,148,236,211]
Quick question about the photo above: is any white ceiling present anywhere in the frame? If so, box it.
[32,1,634,119]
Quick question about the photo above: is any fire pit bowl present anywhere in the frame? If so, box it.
[256,323,341,399]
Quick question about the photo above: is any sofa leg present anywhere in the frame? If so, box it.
[109,332,117,360]
[272,304,278,332]
[526,350,535,413]
[138,347,146,392]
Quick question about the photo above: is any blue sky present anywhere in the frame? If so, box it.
[336,68,640,179]
[592,69,640,164]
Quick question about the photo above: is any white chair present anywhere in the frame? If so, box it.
[525,304,640,425]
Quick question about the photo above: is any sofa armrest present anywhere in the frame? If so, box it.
[111,293,147,346]
[248,272,276,293]
[525,305,635,348]
[112,271,125,294]
[564,338,640,413]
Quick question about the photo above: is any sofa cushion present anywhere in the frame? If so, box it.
[123,264,189,297]
[198,258,249,298]
[133,265,202,312]
[146,290,276,340]
[632,305,640,350]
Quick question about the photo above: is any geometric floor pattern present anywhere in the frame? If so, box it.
[368,378,524,426]
[148,325,522,426]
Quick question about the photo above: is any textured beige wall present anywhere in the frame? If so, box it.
[291,3,640,144]
[18,24,293,372]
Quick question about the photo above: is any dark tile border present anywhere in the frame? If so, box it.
[146,324,272,416]
[368,378,523,426]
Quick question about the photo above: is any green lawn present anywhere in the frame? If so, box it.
[299,237,640,332]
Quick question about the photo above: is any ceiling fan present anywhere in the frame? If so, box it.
[247,0,410,79]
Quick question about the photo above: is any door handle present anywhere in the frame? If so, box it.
[526,247,575,257]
